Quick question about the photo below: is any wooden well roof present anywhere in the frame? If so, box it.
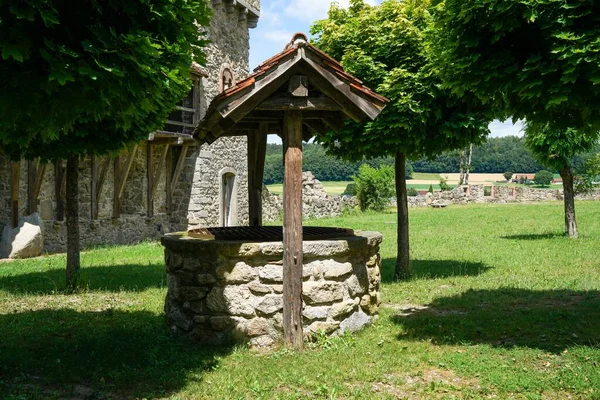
[194,33,389,144]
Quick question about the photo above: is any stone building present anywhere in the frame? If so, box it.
[0,1,261,255]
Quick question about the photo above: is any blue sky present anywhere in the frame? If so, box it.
[248,0,523,142]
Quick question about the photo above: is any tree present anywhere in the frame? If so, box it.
[311,0,491,279]
[504,172,513,182]
[533,170,553,187]
[575,154,600,195]
[526,125,598,238]
[353,164,395,212]
[0,0,210,289]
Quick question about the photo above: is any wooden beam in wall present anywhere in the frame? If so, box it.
[248,123,268,227]
[167,144,190,215]
[91,155,111,219]
[54,160,65,221]
[27,159,46,214]
[11,162,21,227]
[113,144,138,219]
[146,143,170,218]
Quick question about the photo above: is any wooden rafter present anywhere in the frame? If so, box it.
[27,159,47,214]
[113,144,138,218]
[256,95,342,111]
[91,155,111,219]
[169,144,189,199]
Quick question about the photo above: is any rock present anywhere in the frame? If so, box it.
[306,321,340,335]
[250,335,275,347]
[322,261,353,280]
[346,274,367,298]
[166,299,193,331]
[303,281,344,305]
[329,300,356,320]
[179,286,209,301]
[193,315,208,324]
[255,294,283,316]
[270,285,283,294]
[248,281,272,295]
[246,318,270,337]
[0,213,44,259]
[303,305,330,321]
[259,264,283,283]
[198,274,217,285]
[210,316,234,331]
[360,293,380,315]
[216,261,257,283]
[206,286,255,317]
[340,310,372,333]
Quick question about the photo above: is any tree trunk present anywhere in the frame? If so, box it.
[394,152,411,281]
[464,144,473,185]
[66,156,81,291]
[559,165,578,239]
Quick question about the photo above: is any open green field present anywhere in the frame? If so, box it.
[267,180,351,196]
[411,172,442,181]
[1,202,600,399]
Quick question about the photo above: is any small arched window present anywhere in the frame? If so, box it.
[219,64,235,93]
[219,167,238,227]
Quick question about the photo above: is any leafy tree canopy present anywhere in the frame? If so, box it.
[433,0,600,135]
[0,0,210,160]
[310,0,492,161]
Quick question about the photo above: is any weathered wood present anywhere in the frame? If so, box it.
[282,110,304,349]
[170,144,189,199]
[166,146,173,215]
[176,105,196,113]
[256,95,341,111]
[54,160,65,221]
[91,155,97,220]
[93,156,111,219]
[248,123,268,226]
[151,144,170,200]
[147,143,154,218]
[118,144,138,200]
[243,110,337,121]
[303,120,329,135]
[11,162,20,227]
[288,75,309,97]
[32,161,46,214]
[113,154,122,219]
[27,160,37,214]
[165,120,196,129]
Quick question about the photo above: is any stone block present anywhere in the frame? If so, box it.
[179,286,209,301]
[210,316,234,331]
[206,286,255,317]
[198,274,217,285]
[339,310,372,333]
[250,335,275,347]
[303,281,343,305]
[255,294,283,316]
[259,264,283,283]
[0,213,44,259]
[322,261,353,280]
[216,261,257,283]
[346,274,367,298]
[248,281,272,295]
[246,318,270,337]
[306,321,340,335]
[303,305,330,321]
[329,299,356,320]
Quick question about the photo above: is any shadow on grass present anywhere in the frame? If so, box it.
[391,288,600,353]
[501,233,565,240]
[381,258,492,283]
[0,308,232,398]
[0,263,165,294]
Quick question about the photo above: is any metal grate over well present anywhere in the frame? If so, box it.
[187,226,355,241]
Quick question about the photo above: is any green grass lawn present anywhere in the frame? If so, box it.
[1,202,600,399]
[267,180,351,196]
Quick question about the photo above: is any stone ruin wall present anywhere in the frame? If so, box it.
[262,172,357,221]
[406,184,600,208]
[0,1,259,254]
[162,231,382,347]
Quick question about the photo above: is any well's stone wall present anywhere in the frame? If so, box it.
[263,172,356,221]
[162,231,382,347]
[0,1,259,255]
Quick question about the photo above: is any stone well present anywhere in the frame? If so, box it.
[162,230,382,347]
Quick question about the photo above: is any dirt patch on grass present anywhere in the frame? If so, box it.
[371,368,481,399]
[384,303,468,317]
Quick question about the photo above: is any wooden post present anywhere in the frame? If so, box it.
[165,146,173,215]
[91,155,97,220]
[147,142,154,218]
[10,161,20,227]
[282,110,304,349]
[27,160,36,214]
[113,154,122,219]
[55,160,65,221]
[248,123,268,226]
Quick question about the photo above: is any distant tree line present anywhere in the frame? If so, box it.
[263,137,600,183]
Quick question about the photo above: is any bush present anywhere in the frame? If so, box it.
[342,182,356,196]
[407,187,419,197]
[439,176,450,191]
[575,154,600,195]
[405,162,414,179]
[353,164,395,211]
[534,170,554,187]
[503,171,513,181]
[428,184,434,194]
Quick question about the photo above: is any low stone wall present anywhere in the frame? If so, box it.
[263,172,356,221]
[407,185,600,208]
[162,231,382,347]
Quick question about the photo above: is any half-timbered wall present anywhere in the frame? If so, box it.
[0,1,259,254]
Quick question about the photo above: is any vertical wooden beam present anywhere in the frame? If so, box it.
[169,144,189,200]
[11,161,21,227]
[113,154,122,219]
[147,142,154,218]
[27,159,39,214]
[91,155,97,220]
[282,110,304,349]
[248,123,268,226]
[93,156,111,219]
[165,146,173,216]
[55,160,65,221]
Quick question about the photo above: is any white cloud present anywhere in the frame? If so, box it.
[489,120,524,138]
[284,0,377,23]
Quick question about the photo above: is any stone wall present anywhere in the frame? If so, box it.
[406,184,600,208]
[162,230,382,347]
[0,1,259,256]
[263,172,357,221]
